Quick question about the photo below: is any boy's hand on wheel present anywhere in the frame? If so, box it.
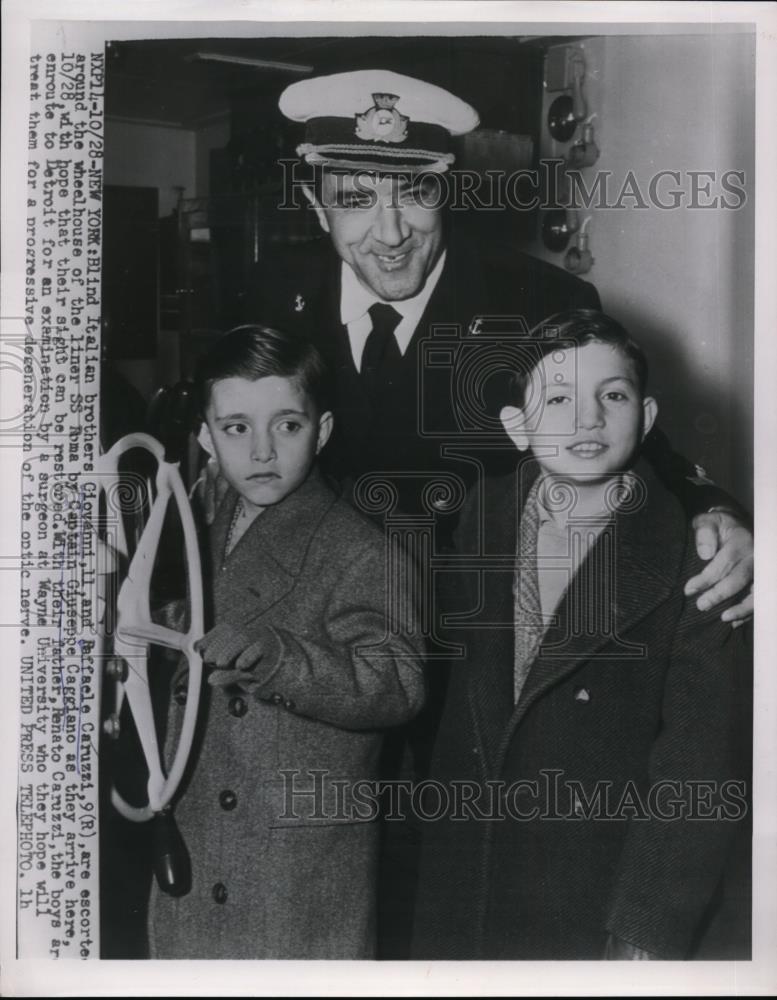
[195,623,280,693]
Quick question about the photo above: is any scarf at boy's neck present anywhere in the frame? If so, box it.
[534,472,637,528]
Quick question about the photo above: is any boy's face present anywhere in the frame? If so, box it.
[201,375,332,511]
[500,341,657,482]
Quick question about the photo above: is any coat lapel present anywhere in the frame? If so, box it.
[465,459,535,771]
[504,458,688,737]
[211,468,338,626]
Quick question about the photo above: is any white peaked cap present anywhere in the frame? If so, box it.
[279,69,480,173]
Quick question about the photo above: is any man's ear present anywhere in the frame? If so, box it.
[641,396,658,440]
[302,184,329,235]
[197,422,216,459]
[316,411,334,454]
[500,405,531,451]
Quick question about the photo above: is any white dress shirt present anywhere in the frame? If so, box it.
[339,251,447,371]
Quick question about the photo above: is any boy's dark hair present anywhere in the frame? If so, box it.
[509,308,648,407]
[195,324,332,417]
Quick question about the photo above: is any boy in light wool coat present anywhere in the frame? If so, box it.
[150,325,426,959]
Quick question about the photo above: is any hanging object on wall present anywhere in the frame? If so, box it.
[546,48,589,142]
[543,44,598,268]
[542,207,578,253]
[547,94,578,143]
[566,115,600,170]
[564,216,595,275]
[569,51,588,122]
[541,165,580,252]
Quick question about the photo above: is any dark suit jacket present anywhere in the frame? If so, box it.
[150,469,426,959]
[244,236,735,530]
[411,456,750,960]
[244,235,602,520]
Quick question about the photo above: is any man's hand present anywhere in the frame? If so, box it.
[195,456,229,526]
[685,511,753,626]
[195,622,280,693]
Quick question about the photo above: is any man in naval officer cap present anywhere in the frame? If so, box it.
[247,68,608,518]
[244,68,752,613]
[237,67,754,958]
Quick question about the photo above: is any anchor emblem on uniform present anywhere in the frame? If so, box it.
[355,93,409,144]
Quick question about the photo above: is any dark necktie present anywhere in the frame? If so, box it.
[361,303,402,390]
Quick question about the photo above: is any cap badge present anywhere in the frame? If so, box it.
[355,93,409,144]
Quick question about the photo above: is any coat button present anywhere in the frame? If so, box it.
[270,693,283,705]
[574,686,591,703]
[219,789,237,811]
[173,682,187,706]
[284,698,296,711]
[212,882,228,904]
[228,695,248,717]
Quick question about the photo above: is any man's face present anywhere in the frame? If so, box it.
[202,375,332,513]
[501,341,657,483]
[309,171,445,301]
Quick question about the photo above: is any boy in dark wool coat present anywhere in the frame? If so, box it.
[412,309,751,960]
[149,325,426,959]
